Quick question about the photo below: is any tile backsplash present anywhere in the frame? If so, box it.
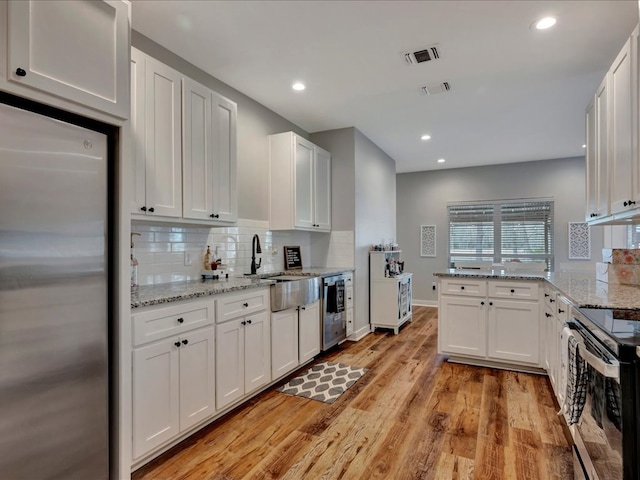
[132,220,354,286]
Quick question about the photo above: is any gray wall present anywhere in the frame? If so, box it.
[311,128,396,337]
[132,31,307,221]
[396,156,603,304]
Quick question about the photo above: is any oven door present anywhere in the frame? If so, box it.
[570,321,623,480]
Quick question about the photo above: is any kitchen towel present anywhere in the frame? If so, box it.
[564,331,588,425]
[335,280,345,313]
[326,284,337,313]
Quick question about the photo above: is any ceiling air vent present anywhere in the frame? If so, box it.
[421,82,451,95]
[405,44,441,65]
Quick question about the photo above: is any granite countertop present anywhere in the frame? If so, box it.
[434,269,640,310]
[131,267,354,308]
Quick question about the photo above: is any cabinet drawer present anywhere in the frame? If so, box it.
[216,287,269,323]
[440,278,486,297]
[133,299,215,347]
[346,286,354,309]
[488,280,539,299]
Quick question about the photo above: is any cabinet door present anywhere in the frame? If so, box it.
[299,301,321,363]
[132,339,180,459]
[609,35,636,214]
[487,299,539,365]
[215,319,244,410]
[313,146,331,231]
[594,75,610,218]
[7,0,130,118]
[271,309,299,379]
[439,295,486,358]
[179,327,215,431]
[182,77,213,221]
[585,98,598,221]
[294,136,315,229]
[131,48,147,214]
[144,56,182,218]
[211,92,238,223]
[244,311,271,394]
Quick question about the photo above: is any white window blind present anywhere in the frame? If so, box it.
[448,200,554,270]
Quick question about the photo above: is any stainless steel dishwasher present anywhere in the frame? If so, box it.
[322,274,347,350]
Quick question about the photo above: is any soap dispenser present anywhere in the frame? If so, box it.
[131,232,141,290]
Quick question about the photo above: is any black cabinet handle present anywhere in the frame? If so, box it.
[177,317,184,324]
[460,286,465,290]
[246,319,252,324]
[148,207,155,213]
[242,302,249,307]
[544,293,549,297]
[489,302,493,306]
[480,301,485,305]
[510,289,515,293]
[550,298,555,303]
[545,313,551,318]
[558,309,565,314]
[174,341,181,347]
[182,339,188,345]
[241,321,246,325]
[624,200,636,207]
[15,67,26,77]
[210,213,219,218]
[140,206,147,212]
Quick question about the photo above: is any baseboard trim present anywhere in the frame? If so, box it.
[347,324,372,342]
[413,300,438,307]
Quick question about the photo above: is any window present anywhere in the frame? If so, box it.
[448,200,554,270]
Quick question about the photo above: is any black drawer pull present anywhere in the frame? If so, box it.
[246,319,252,324]
[549,298,555,303]
[15,67,26,77]
[460,286,465,290]
[558,309,565,314]
[510,289,515,293]
[182,339,188,345]
[177,317,184,324]
[480,301,484,305]
[242,302,249,308]
[148,207,155,213]
[545,313,551,318]
[174,341,181,348]
[544,293,549,297]
[489,302,493,306]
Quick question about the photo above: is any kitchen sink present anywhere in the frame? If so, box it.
[270,276,320,312]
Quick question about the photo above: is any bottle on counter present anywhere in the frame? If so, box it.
[204,245,212,270]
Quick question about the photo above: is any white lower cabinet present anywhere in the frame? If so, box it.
[487,299,539,364]
[271,308,299,379]
[271,300,321,380]
[216,289,271,411]
[439,295,487,358]
[299,301,321,364]
[438,278,540,368]
[131,299,216,461]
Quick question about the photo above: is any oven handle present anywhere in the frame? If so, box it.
[577,344,620,381]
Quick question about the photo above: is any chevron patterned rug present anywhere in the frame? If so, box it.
[277,361,368,404]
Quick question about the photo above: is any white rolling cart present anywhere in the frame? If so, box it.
[369,251,413,334]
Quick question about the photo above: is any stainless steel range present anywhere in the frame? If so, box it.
[569,307,640,480]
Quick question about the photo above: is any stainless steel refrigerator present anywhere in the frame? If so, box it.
[0,98,110,479]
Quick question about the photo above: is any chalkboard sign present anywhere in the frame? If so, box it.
[284,246,302,270]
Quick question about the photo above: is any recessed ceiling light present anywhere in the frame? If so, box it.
[437,158,446,163]
[534,16,557,30]
[292,82,306,91]
[582,144,586,148]
[421,134,431,141]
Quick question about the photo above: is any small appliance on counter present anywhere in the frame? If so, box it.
[201,245,229,280]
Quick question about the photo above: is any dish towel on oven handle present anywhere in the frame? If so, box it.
[561,327,588,425]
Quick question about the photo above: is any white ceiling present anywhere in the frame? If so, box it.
[131,0,638,173]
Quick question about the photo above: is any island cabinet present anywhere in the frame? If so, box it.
[131,298,216,461]
[438,277,541,370]
[3,0,130,119]
[215,288,271,410]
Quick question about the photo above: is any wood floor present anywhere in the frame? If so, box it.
[132,306,574,480]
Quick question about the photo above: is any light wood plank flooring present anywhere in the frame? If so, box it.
[132,306,573,480]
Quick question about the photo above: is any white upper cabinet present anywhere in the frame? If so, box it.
[270,132,332,232]
[585,25,640,224]
[6,0,130,119]
[609,33,637,215]
[131,49,182,218]
[183,77,237,223]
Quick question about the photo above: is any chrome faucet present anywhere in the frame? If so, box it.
[251,234,262,274]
